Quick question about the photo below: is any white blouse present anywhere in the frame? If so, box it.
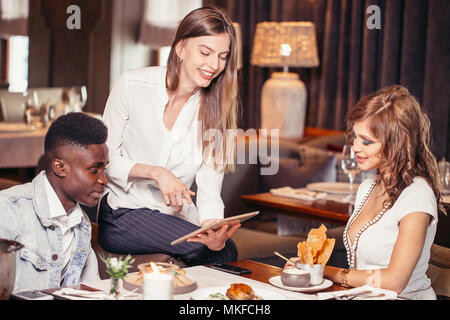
[345,176,438,300]
[102,66,225,226]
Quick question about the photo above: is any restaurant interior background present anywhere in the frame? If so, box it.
[0,0,449,298]
[1,0,448,157]
[0,0,449,232]
[0,1,448,217]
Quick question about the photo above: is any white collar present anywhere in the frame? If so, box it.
[43,173,82,226]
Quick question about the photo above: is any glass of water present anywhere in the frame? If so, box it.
[439,161,450,196]
[341,144,360,197]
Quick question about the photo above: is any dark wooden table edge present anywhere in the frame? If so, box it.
[241,193,350,225]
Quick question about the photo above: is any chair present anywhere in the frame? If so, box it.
[0,177,20,190]
[427,243,450,299]
[231,226,306,265]
[0,90,26,122]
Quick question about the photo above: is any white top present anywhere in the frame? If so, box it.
[102,66,225,226]
[44,173,83,280]
[347,176,438,300]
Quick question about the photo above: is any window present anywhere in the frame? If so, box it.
[0,36,28,92]
[159,46,171,66]
[7,35,28,92]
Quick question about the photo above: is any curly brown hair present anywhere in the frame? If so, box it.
[345,85,441,208]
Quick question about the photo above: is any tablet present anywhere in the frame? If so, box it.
[170,211,259,245]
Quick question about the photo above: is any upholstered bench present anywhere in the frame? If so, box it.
[231,226,306,262]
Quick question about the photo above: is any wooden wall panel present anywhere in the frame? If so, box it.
[28,0,112,114]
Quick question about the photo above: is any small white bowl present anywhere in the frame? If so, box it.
[297,264,324,286]
[280,268,311,287]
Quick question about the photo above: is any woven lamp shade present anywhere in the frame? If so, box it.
[251,22,319,68]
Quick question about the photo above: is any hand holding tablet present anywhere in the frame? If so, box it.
[170,211,260,246]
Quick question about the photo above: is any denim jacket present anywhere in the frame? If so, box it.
[0,171,99,291]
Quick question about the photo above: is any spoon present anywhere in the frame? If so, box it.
[274,251,304,270]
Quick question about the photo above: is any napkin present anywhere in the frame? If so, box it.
[270,186,355,204]
[316,285,398,300]
[270,187,327,201]
[322,193,355,204]
[52,288,109,300]
[52,287,140,300]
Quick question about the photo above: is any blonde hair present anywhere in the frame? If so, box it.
[346,85,441,208]
[166,7,239,172]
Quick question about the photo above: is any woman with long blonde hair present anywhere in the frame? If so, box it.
[98,7,240,265]
[323,85,441,299]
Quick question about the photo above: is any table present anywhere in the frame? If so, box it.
[41,260,346,300]
[0,113,100,169]
[0,127,47,168]
[241,192,352,226]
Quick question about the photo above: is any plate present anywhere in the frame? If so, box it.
[123,271,197,295]
[306,182,359,194]
[270,187,326,202]
[269,276,333,293]
[0,123,34,133]
[190,285,287,300]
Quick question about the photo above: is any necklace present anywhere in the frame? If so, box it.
[343,179,391,269]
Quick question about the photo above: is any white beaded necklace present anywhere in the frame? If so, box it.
[343,179,391,269]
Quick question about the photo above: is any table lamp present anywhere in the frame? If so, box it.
[251,22,319,140]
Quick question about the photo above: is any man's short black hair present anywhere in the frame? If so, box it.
[44,112,108,155]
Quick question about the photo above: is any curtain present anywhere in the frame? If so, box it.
[138,0,202,47]
[0,0,28,36]
[217,0,449,158]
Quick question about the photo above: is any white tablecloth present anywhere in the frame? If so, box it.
[82,266,318,300]
[0,127,47,168]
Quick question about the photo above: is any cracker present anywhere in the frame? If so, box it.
[297,241,314,265]
[306,224,327,257]
[296,224,335,266]
[316,238,336,266]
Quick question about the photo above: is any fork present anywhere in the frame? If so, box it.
[346,292,386,300]
[335,291,386,300]
[59,288,138,299]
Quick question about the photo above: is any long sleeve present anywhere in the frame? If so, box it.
[0,196,20,241]
[195,162,225,223]
[102,73,137,192]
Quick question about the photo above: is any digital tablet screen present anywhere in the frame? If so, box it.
[170,211,259,245]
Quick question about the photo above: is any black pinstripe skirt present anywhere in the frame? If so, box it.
[97,195,238,266]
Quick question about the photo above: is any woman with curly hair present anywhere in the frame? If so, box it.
[323,85,442,299]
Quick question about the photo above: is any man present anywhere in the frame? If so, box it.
[0,112,108,291]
